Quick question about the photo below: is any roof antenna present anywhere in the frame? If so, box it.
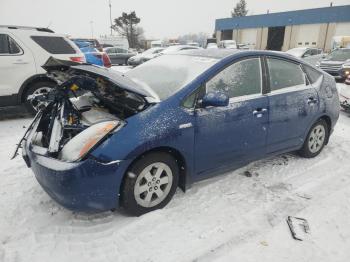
[46,21,52,29]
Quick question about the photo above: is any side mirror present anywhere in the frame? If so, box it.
[201,91,229,108]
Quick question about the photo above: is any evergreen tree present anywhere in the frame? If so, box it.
[231,0,248,17]
[112,11,143,48]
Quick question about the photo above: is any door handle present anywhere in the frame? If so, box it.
[13,59,29,65]
[253,108,268,118]
[307,97,318,105]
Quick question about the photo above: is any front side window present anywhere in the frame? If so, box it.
[267,58,305,91]
[0,34,22,54]
[31,36,76,54]
[206,58,262,98]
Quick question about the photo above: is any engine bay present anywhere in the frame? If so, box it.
[26,60,152,160]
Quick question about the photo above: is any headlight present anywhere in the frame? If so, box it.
[342,63,350,69]
[59,120,121,162]
[315,61,320,67]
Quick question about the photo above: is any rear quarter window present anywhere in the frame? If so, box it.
[303,64,323,84]
[31,36,76,54]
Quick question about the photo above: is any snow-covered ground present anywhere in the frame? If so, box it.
[1,84,350,262]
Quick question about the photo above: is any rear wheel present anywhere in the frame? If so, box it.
[121,152,179,216]
[24,81,55,113]
[299,119,329,158]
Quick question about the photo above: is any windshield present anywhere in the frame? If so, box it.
[327,49,350,61]
[125,55,218,100]
[286,48,305,57]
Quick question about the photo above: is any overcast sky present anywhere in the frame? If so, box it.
[0,0,349,39]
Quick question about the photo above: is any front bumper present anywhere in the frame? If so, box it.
[23,133,131,213]
[323,68,349,80]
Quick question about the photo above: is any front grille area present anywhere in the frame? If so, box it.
[320,64,342,72]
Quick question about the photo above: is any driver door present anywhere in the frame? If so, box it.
[194,57,269,176]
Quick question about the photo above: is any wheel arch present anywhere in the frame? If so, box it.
[120,146,188,195]
[18,74,56,103]
[319,114,332,144]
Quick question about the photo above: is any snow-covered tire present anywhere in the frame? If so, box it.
[121,152,179,216]
[24,81,55,113]
[298,119,329,158]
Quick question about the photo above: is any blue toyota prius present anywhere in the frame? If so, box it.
[16,49,339,216]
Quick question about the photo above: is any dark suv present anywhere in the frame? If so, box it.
[317,48,350,80]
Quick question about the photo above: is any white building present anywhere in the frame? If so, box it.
[215,5,350,52]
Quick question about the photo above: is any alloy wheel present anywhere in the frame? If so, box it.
[134,162,173,208]
[308,124,326,153]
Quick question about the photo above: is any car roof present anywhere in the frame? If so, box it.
[174,49,305,62]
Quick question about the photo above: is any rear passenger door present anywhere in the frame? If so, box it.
[265,57,319,153]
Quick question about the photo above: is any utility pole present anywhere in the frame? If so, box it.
[90,21,94,38]
[109,0,113,35]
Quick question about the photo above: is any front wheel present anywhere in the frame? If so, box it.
[121,152,179,216]
[24,81,55,113]
[299,119,329,158]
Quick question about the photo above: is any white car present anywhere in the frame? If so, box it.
[206,43,218,49]
[128,47,165,66]
[158,45,201,56]
[0,25,84,109]
[218,40,237,49]
[286,47,324,66]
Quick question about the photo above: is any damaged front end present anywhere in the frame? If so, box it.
[12,58,157,211]
[14,57,154,163]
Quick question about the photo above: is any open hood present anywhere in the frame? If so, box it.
[42,57,155,98]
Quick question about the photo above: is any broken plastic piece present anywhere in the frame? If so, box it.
[287,216,310,241]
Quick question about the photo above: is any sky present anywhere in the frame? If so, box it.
[0,0,349,39]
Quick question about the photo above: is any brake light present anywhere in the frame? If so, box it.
[102,52,112,68]
[70,56,85,63]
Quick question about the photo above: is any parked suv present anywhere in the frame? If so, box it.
[317,48,350,80]
[0,25,85,108]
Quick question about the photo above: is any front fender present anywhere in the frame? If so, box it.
[90,103,195,180]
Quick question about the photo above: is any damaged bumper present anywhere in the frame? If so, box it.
[22,119,131,212]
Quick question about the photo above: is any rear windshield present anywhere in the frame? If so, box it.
[31,36,76,54]
[126,54,217,100]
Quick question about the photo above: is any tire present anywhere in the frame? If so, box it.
[121,152,179,216]
[298,119,329,158]
[24,81,55,113]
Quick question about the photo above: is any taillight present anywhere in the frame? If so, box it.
[102,53,112,68]
[70,56,85,63]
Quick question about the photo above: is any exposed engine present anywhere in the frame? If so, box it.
[26,58,150,160]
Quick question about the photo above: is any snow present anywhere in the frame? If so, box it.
[1,84,350,261]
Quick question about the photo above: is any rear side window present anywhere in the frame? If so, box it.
[303,65,323,84]
[267,58,305,91]
[31,36,76,54]
[206,58,262,98]
[0,34,22,54]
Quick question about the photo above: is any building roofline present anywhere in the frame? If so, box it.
[216,5,350,31]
